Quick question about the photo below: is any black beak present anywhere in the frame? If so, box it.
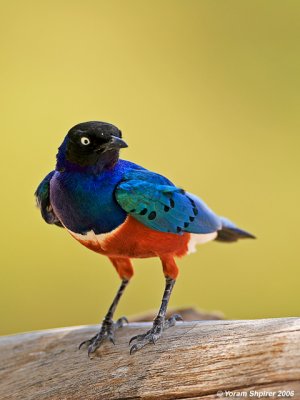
[95,136,128,153]
[109,136,128,149]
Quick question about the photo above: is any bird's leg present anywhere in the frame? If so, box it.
[129,275,182,354]
[129,256,182,354]
[79,278,129,356]
[80,257,133,356]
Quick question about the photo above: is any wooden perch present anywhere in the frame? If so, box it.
[1,317,300,400]
[130,306,224,322]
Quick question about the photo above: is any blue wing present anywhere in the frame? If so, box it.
[35,171,63,227]
[115,169,221,234]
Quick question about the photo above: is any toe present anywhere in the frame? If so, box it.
[115,316,128,328]
[130,344,139,355]
[88,345,97,358]
[130,341,147,355]
[164,313,183,329]
[129,331,151,345]
[79,334,97,350]
[129,335,139,345]
[108,334,115,345]
[81,316,129,355]
[87,337,102,357]
[172,313,183,321]
[129,334,145,345]
[79,340,88,350]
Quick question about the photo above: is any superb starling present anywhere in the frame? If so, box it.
[35,121,254,356]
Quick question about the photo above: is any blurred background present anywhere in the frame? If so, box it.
[0,0,299,335]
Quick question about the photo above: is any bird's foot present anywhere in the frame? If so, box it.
[79,316,128,357]
[129,313,182,354]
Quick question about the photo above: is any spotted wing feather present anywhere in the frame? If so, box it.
[115,170,221,234]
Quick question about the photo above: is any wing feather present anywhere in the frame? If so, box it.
[35,171,63,227]
[115,169,221,234]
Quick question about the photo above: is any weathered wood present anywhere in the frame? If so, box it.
[130,307,224,322]
[1,318,299,400]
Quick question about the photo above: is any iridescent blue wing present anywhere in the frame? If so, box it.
[115,169,221,234]
[35,171,63,227]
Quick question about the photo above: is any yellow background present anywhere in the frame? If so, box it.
[1,1,299,335]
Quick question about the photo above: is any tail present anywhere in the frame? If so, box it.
[215,217,256,243]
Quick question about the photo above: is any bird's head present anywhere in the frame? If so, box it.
[56,121,128,173]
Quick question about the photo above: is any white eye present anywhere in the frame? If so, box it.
[81,137,90,145]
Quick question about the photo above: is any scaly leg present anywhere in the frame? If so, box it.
[129,256,182,354]
[80,257,133,357]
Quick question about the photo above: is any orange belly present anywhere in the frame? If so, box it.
[69,216,190,259]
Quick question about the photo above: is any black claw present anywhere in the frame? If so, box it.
[87,346,94,357]
[78,341,87,350]
[116,316,128,328]
[172,313,183,321]
[128,312,181,354]
[129,335,138,345]
[109,337,115,345]
[79,337,94,350]
[130,344,138,355]
[79,316,128,354]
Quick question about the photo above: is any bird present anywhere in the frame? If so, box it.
[35,121,255,357]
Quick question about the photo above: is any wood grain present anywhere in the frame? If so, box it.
[1,318,299,400]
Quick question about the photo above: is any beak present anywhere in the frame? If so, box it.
[95,136,128,153]
[109,136,128,149]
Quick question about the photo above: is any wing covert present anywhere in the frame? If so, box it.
[35,171,63,227]
[115,169,221,234]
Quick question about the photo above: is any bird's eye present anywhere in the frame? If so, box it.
[81,137,90,145]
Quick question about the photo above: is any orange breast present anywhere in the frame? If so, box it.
[71,216,190,259]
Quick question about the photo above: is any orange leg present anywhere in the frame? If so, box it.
[160,255,179,279]
[109,257,134,280]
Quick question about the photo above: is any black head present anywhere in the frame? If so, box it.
[57,121,127,172]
